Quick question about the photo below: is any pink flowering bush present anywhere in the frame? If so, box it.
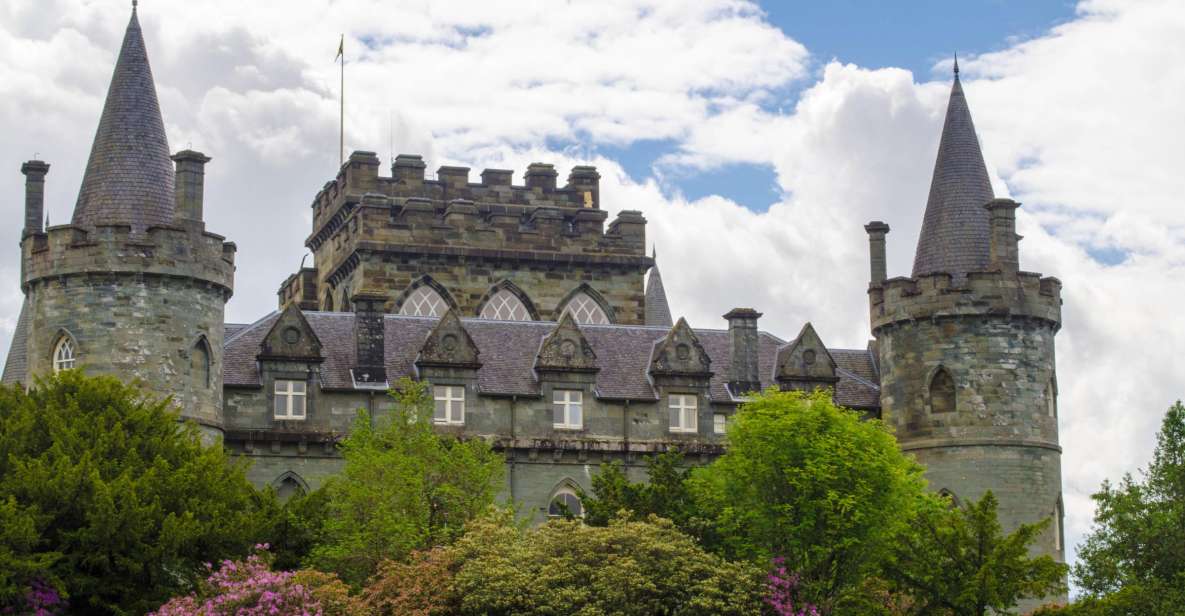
[151,545,332,616]
[0,579,66,615]
[766,558,820,616]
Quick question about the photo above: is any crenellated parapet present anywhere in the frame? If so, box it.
[305,152,641,259]
[22,221,236,296]
[869,269,1062,334]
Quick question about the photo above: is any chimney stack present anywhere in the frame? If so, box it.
[21,160,50,237]
[171,150,211,222]
[984,199,1020,274]
[352,291,388,386]
[864,221,890,284]
[723,308,762,396]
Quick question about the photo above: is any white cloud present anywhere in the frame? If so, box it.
[1,0,1183,583]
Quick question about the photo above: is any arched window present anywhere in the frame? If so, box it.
[929,368,956,414]
[52,336,76,372]
[480,289,531,321]
[937,488,961,508]
[548,486,584,518]
[273,472,308,501]
[400,285,448,317]
[561,292,610,325]
[192,339,211,388]
[323,291,335,312]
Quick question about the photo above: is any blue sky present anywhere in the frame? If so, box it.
[605,1,1080,211]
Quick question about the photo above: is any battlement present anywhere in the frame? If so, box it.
[305,152,637,256]
[869,269,1062,333]
[22,220,236,295]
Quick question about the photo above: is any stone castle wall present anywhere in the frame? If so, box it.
[871,267,1066,582]
[22,222,235,436]
[278,152,650,323]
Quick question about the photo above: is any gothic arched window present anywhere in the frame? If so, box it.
[192,338,211,388]
[561,292,610,325]
[548,486,584,518]
[480,289,531,321]
[929,368,956,414]
[400,285,448,317]
[52,336,76,372]
[323,291,335,312]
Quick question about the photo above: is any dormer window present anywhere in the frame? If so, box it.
[433,385,465,425]
[274,379,307,420]
[553,389,583,430]
[52,337,75,372]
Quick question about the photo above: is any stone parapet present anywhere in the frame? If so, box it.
[306,154,623,255]
[22,221,236,295]
[869,269,1061,333]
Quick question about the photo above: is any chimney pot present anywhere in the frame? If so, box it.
[21,160,50,237]
[984,199,1020,273]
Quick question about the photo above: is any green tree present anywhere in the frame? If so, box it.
[883,491,1067,615]
[307,378,504,585]
[0,371,266,614]
[450,510,766,616]
[1065,401,1185,614]
[689,388,927,613]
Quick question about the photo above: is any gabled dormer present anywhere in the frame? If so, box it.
[415,309,481,429]
[536,313,598,375]
[416,309,481,370]
[259,305,322,362]
[649,317,712,436]
[775,322,838,392]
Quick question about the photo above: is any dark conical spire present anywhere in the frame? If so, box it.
[911,60,994,278]
[645,247,673,327]
[72,5,175,230]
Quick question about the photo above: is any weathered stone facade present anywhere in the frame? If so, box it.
[277,152,651,325]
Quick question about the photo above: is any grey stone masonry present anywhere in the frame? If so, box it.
[723,308,762,396]
[172,150,212,222]
[21,160,49,238]
[864,221,889,284]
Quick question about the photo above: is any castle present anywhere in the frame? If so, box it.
[2,4,1064,573]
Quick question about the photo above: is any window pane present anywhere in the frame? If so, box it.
[553,389,565,404]
[292,381,306,394]
[571,390,582,404]
[274,394,286,416]
[713,414,726,434]
[684,407,697,432]
[669,404,681,429]
[293,394,306,417]
[275,380,287,394]
[554,402,565,425]
[565,493,583,517]
[570,404,581,428]
[434,399,447,421]
[453,386,465,401]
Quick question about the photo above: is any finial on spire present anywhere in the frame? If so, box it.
[651,245,657,260]
[953,53,959,77]
[132,0,137,9]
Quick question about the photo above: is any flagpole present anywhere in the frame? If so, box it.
[339,34,344,167]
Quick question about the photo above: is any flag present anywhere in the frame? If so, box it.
[335,34,343,61]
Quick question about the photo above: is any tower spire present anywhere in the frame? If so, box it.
[953,52,959,77]
[910,60,994,278]
[645,250,673,327]
[71,3,174,230]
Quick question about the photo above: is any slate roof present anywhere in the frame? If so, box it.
[223,312,881,409]
[1,298,30,385]
[911,68,994,278]
[644,261,673,327]
[71,6,176,230]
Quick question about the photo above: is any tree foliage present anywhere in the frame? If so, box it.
[884,491,1067,615]
[0,371,266,614]
[449,510,767,616]
[307,378,504,585]
[1056,401,1185,614]
[359,548,458,616]
[688,389,927,612]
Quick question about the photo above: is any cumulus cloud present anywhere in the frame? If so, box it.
[1,0,1182,581]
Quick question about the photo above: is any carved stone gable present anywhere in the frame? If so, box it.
[775,322,837,387]
[536,313,598,373]
[417,309,481,369]
[649,317,712,377]
[259,305,322,361]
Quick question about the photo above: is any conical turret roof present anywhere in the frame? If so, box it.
[72,5,175,230]
[911,63,994,277]
[645,249,673,327]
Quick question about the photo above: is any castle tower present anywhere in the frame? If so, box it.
[865,64,1066,593]
[3,5,235,439]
